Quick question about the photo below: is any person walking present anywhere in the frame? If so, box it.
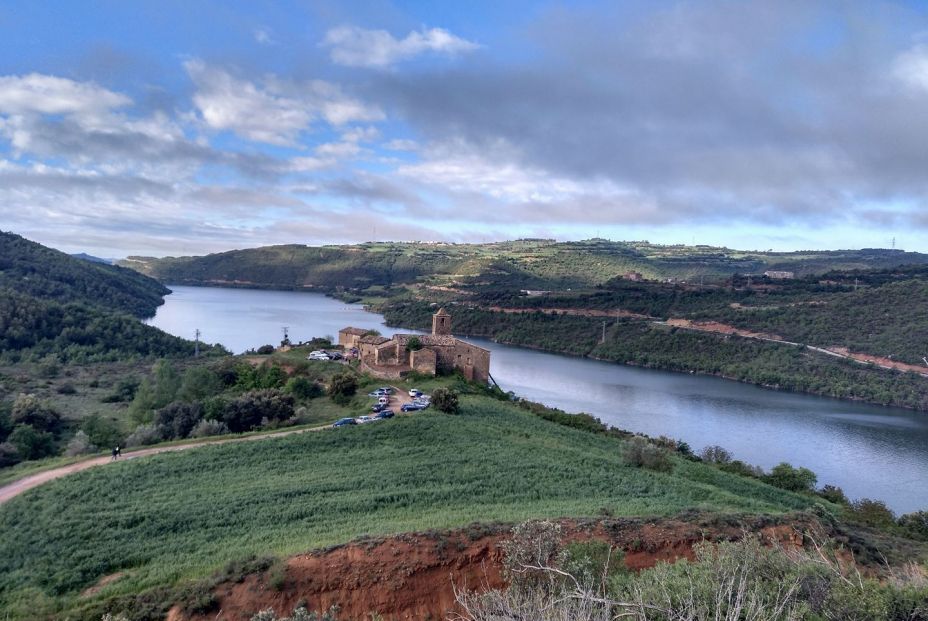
[111,447,118,461]
[116,446,121,459]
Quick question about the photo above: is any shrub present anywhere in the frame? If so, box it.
[847,498,896,528]
[0,402,11,442]
[220,390,294,433]
[256,344,275,355]
[818,484,849,505]
[189,419,230,438]
[155,402,204,440]
[699,445,732,464]
[56,383,77,395]
[11,394,61,433]
[405,336,422,352]
[124,423,165,447]
[101,376,139,403]
[64,431,97,457]
[178,367,222,402]
[623,436,673,472]
[8,425,56,460]
[431,387,460,414]
[898,511,928,540]
[286,376,322,400]
[327,371,358,405]
[0,441,20,467]
[250,607,338,621]
[81,414,124,450]
[764,462,817,493]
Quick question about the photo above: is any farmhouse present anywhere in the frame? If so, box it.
[764,270,795,279]
[339,308,491,383]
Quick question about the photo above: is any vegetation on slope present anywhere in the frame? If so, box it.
[0,392,818,620]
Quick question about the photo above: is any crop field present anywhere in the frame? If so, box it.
[0,394,813,619]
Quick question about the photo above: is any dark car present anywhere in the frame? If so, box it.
[371,402,387,413]
[401,403,424,412]
[375,410,395,419]
[333,417,357,427]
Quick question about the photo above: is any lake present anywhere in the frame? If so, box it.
[148,285,928,514]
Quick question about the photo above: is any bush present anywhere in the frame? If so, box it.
[81,414,124,450]
[155,402,204,440]
[0,441,20,467]
[220,390,294,433]
[189,419,230,438]
[431,387,460,414]
[178,367,222,402]
[898,511,928,540]
[64,431,97,457]
[847,498,896,528]
[124,423,165,447]
[56,383,77,395]
[623,436,673,472]
[405,336,423,352]
[250,606,338,621]
[8,425,56,460]
[101,376,140,403]
[699,445,732,464]
[327,371,358,405]
[11,394,61,433]
[764,462,817,493]
[285,376,322,400]
[256,345,275,355]
[0,402,11,442]
[818,484,849,505]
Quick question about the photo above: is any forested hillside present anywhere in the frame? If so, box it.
[122,239,928,292]
[0,232,212,362]
[0,231,168,317]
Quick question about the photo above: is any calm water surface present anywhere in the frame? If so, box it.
[148,286,928,513]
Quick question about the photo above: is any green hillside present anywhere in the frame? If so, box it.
[1,231,168,317]
[121,239,928,292]
[0,232,214,363]
[0,394,816,620]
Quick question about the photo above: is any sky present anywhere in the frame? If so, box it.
[1,0,928,257]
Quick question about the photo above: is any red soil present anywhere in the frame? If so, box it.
[170,515,813,621]
[486,306,654,320]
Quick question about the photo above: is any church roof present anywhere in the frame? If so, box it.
[360,335,391,345]
[434,307,450,316]
[339,327,370,336]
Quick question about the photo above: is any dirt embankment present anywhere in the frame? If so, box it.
[665,318,785,342]
[170,515,814,621]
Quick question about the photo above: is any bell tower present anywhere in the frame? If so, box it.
[432,308,452,335]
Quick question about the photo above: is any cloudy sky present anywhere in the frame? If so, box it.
[2,0,928,257]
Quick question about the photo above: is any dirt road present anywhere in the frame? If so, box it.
[0,385,417,506]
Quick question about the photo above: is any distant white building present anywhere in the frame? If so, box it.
[764,270,794,279]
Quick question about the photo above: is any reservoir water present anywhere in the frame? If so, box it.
[148,286,928,513]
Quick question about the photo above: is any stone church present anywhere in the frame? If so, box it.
[339,309,491,383]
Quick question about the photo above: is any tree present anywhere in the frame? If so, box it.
[285,376,323,400]
[64,431,97,457]
[327,371,358,405]
[431,387,460,414]
[8,425,56,460]
[81,414,124,449]
[0,441,20,467]
[155,401,204,439]
[178,366,222,402]
[699,445,732,464]
[152,360,181,407]
[405,336,423,352]
[220,390,294,433]
[0,401,12,442]
[765,462,817,493]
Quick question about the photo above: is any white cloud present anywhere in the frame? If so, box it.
[893,44,928,91]
[383,138,418,151]
[254,27,275,46]
[0,73,131,119]
[184,60,383,146]
[320,25,479,68]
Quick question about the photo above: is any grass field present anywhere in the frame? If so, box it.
[0,393,815,619]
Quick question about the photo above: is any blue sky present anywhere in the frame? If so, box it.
[1,1,928,257]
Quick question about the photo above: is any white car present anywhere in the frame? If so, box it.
[307,352,331,361]
[355,415,375,424]
[409,389,422,398]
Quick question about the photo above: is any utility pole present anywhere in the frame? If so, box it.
[194,329,201,357]
[281,326,290,345]
[601,321,607,344]
[854,278,859,291]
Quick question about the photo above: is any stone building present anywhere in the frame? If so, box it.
[338,309,491,383]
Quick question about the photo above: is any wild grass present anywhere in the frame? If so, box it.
[0,394,815,619]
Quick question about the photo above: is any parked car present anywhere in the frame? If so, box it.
[409,389,422,398]
[378,386,393,394]
[371,402,388,413]
[378,396,389,405]
[328,351,343,360]
[375,410,394,419]
[355,415,375,424]
[333,417,357,427]
[401,403,425,412]
[308,352,331,361]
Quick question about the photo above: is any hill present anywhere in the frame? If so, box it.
[0,391,818,620]
[120,239,928,293]
[0,232,214,363]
